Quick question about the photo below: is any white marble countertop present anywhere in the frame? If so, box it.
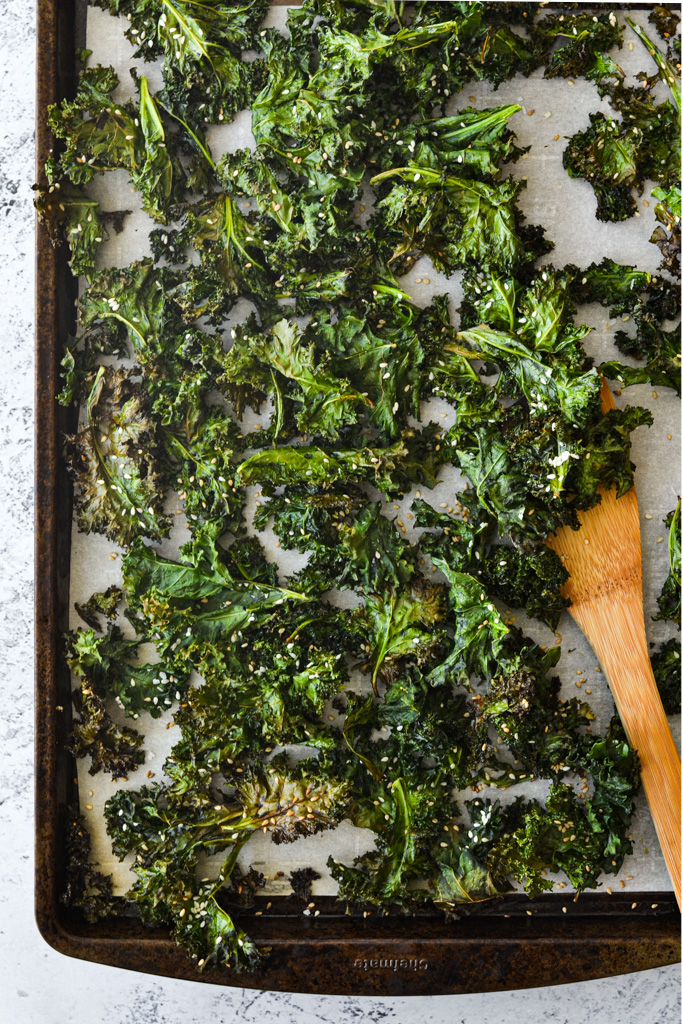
[0,1,679,1020]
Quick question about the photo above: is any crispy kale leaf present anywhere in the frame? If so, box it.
[78,260,228,425]
[222,317,367,440]
[651,637,681,715]
[93,0,268,57]
[64,366,171,546]
[75,584,124,631]
[649,5,680,42]
[650,183,681,279]
[341,505,448,692]
[122,533,312,669]
[95,0,268,133]
[570,258,681,395]
[655,501,682,625]
[479,721,638,895]
[62,811,121,921]
[563,21,681,222]
[33,178,110,280]
[413,496,569,630]
[426,268,651,544]
[162,407,245,541]
[289,867,320,902]
[67,621,189,720]
[48,64,186,223]
[104,760,346,971]
[161,193,272,324]
[70,686,145,780]
[371,166,535,275]
[237,433,442,499]
[532,10,623,81]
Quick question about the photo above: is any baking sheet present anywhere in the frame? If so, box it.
[70,4,681,898]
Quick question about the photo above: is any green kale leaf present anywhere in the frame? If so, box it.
[64,366,171,546]
[48,65,186,223]
[655,501,682,625]
[651,637,681,714]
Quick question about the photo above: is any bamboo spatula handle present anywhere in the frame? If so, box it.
[570,588,681,907]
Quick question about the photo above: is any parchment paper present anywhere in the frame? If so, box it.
[71,4,681,898]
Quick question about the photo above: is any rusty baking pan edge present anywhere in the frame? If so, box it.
[34,0,681,994]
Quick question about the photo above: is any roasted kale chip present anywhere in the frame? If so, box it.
[649,5,680,42]
[75,584,124,631]
[655,501,682,625]
[532,9,623,81]
[651,637,682,714]
[425,268,652,544]
[601,328,681,396]
[563,20,681,222]
[371,166,537,276]
[104,760,346,971]
[62,811,122,921]
[70,686,145,780]
[289,867,320,902]
[64,366,171,546]
[67,620,189,719]
[414,496,569,630]
[92,0,269,56]
[650,184,681,279]
[222,317,368,441]
[474,720,638,895]
[157,193,273,324]
[77,259,228,425]
[47,63,186,223]
[569,258,681,395]
[33,178,113,280]
[91,0,268,133]
[236,432,444,500]
[162,407,245,541]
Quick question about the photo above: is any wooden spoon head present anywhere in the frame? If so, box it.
[546,379,642,607]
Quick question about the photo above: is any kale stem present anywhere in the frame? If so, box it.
[443,344,479,360]
[270,369,284,444]
[626,17,681,113]
[158,100,216,168]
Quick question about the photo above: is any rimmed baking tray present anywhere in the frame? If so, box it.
[34,0,681,994]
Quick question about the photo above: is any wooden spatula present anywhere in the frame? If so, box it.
[547,379,681,907]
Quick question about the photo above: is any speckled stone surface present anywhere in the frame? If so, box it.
[0,1,680,1020]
